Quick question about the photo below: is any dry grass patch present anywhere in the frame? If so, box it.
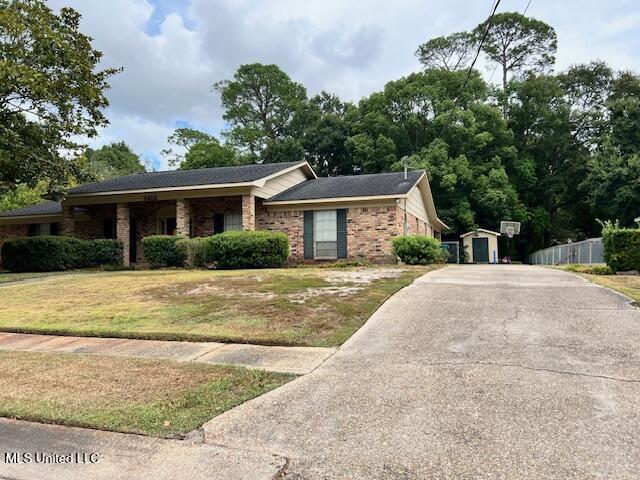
[581,274,640,304]
[0,351,294,437]
[0,266,437,346]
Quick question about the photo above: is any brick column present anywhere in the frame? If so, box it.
[60,204,75,236]
[176,198,190,237]
[117,203,130,267]
[242,194,255,231]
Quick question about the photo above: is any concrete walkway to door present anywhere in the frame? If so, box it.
[202,265,640,479]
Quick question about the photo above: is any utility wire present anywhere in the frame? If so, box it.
[437,0,502,139]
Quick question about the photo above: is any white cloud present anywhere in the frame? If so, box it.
[47,0,640,171]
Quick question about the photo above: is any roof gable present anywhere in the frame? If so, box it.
[66,161,312,195]
[267,171,424,202]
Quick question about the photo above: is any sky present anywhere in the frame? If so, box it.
[48,0,640,171]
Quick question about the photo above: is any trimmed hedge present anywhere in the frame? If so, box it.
[1,236,123,272]
[141,235,186,268]
[176,237,207,268]
[202,231,289,269]
[603,227,640,272]
[392,235,446,265]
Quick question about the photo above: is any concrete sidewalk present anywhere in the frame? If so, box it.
[0,332,335,374]
[0,418,285,480]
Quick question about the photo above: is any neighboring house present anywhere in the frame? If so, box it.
[461,229,500,264]
[0,161,447,266]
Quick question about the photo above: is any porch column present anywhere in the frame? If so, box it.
[60,204,75,236]
[176,198,190,237]
[117,203,130,267]
[241,194,255,231]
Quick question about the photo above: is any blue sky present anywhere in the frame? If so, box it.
[49,0,640,171]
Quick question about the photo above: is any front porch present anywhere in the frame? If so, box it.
[62,194,258,265]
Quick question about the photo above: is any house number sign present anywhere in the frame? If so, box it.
[143,195,158,202]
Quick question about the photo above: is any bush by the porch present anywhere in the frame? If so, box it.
[602,226,640,272]
[176,237,207,268]
[392,235,446,265]
[141,235,187,268]
[202,231,289,269]
[1,237,123,272]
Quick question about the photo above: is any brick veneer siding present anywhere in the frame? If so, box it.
[257,209,305,259]
[258,205,402,262]
[116,203,130,267]
[0,224,29,269]
[346,206,400,260]
[190,197,242,237]
[176,199,190,237]
[242,194,255,231]
[75,204,117,240]
[60,205,75,236]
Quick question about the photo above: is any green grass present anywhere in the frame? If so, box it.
[0,266,437,347]
[0,350,294,437]
[561,263,613,275]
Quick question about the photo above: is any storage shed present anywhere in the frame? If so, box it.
[461,229,500,264]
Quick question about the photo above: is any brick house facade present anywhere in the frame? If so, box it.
[0,162,447,267]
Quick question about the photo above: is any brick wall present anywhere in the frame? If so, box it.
[257,205,401,262]
[346,206,399,260]
[190,197,242,237]
[257,208,305,259]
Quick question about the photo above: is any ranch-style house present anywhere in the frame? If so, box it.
[0,161,447,266]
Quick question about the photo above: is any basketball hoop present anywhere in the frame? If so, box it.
[500,221,521,238]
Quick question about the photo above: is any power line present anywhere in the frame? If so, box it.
[437,0,502,138]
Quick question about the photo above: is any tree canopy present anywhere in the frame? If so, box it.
[0,0,119,194]
[81,142,145,181]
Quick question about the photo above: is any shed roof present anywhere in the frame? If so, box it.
[460,228,501,238]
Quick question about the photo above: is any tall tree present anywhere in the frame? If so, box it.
[0,0,120,193]
[415,32,475,71]
[474,12,557,92]
[161,128,242,169]
[214,63,307,162]
[82,142,145,181]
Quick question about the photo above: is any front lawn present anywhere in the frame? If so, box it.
[0,266,436,346]
[0,351,293,437]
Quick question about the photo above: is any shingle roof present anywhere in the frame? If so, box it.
[267,171,424,202]
[0,201,62,218]
[67,161,305,195]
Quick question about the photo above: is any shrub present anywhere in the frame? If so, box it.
[202,231,289,269]
[176,237,207,268]
[141,235,186,268]
[86,239,124,266]
[602,226,640,272]
[564,264,613,275]
[1,236,124,272]
[392,235,446,265]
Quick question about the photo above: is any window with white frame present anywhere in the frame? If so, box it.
[314,210,337,258]
[224,213,242,231]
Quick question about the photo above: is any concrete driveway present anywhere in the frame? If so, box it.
[204,265,640,479]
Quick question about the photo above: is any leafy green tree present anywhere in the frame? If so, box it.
[82,142,145,181]
[161,128,241,169]
[474,12,557,91]
[214,64,307,162]
[0,181,48,212]
[0,0,119,193]
[415,32,475,71]
[300,92,357,176]
[609,72,640,156]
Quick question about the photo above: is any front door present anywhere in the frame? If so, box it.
[472,237,489,263]
[129,219,137,264]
